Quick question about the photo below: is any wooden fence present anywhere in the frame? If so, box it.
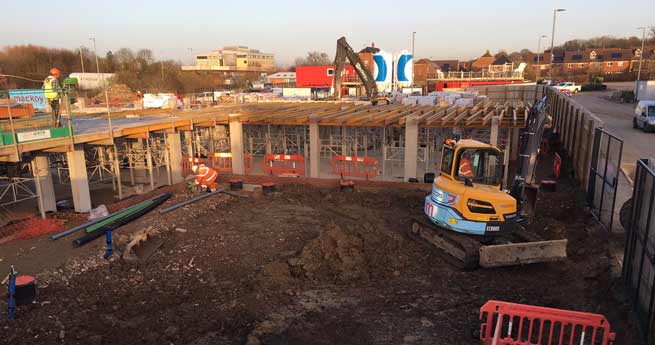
[469,84,547,103]
[545,86,604,190]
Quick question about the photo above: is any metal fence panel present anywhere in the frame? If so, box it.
[587,128,623,231]
[624,159,655,341]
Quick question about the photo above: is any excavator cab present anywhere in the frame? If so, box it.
[424,139,518,236]
[441,139,503,187]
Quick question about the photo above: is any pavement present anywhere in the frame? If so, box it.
[570,82,643,232]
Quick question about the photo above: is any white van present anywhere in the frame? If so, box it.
[633,101,655,132]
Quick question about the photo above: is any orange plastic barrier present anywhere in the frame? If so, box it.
[554,152,562,179]
[331,155,379,179]
[208,153,253,173]
[480,300,615,345]
[263,154,305,176]
[182,157,206,176]
[182,154,253,175]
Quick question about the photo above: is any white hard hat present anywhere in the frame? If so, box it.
[191,165,198,173]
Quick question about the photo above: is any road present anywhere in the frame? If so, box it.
[571,82,644,232]
[572,82,648,167]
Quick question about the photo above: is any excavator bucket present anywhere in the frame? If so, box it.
[478,239,568,268]
[521,184,540,216]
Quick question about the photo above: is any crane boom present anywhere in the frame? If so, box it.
[333,37,388,104]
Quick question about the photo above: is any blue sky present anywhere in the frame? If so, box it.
[1,0,653,66]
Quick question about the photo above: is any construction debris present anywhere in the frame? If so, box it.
[73,193,171,247]
[122,226,163,260]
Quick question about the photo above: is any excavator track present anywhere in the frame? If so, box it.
[410,217,481,270]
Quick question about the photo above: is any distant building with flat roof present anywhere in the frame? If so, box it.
[182,45,275,73]
[181,45,276,87]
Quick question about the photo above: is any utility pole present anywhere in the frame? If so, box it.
[90,37,112,134]
[636,26,646,100]
[548,8,566,81]
[412,31,416,88]
[536,35,547,81]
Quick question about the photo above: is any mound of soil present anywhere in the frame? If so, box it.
[90,83,135,105]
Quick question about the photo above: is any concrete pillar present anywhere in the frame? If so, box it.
[32,155,57,215]
[490,116,500,147]
[184,131,194,158]
[309,119,320,178]
[167,132,184,183]
[110,145,123,199]
[229,115,245,175]
[145,139,155,190]
[404,116,419,182]
[66,145,92,212]
[208,127,215,153]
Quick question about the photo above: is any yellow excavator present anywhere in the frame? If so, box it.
[412,97,568,269]
[332,37,391,105]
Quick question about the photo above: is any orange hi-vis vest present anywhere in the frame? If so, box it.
[458,157,474,177]
[195,164,218,186]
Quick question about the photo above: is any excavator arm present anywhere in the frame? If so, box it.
[510,95,549,215]
[333,37,379,101]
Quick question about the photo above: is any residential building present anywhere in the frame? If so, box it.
[488,55,514,73]
[470,50,496,71]
[358,44,380,76]
[414,59,438,87]
[182,45,276,72]
[431,60,460,72]
[525,47,655,79]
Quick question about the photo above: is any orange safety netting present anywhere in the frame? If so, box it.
[9,216,65,240]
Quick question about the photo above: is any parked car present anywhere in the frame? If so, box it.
[553,82,582,94]
[633,100,655,132]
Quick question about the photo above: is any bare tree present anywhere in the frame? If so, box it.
[294,51,332,67]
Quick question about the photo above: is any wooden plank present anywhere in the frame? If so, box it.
[481,105,499,126]
[462,109,482,125]
[42,145,71,153]
[87,139,114,146]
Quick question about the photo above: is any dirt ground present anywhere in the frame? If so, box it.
[0,167,640,344]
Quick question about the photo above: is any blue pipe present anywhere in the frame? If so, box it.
[7,266,16,319]
[103,229,113,260]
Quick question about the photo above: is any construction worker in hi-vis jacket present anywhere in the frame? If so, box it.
[43,67,61,126]
[191,164,218,192]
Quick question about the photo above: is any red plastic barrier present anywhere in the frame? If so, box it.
[263,154,305,176]
[480,300,615,345]
[332,155,379,179]
[208,153,254,173]
[554,153,562,179]
[182,157,206,176]
[182,154,254,176]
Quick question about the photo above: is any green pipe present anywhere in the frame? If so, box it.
[84,200,153,233]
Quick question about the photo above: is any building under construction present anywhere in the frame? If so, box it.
[0,84,638,344]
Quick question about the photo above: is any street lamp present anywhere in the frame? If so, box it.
[548,8,566,81]
[536,35,548,81]
[636,26,646,100]
[412,31,416,88]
